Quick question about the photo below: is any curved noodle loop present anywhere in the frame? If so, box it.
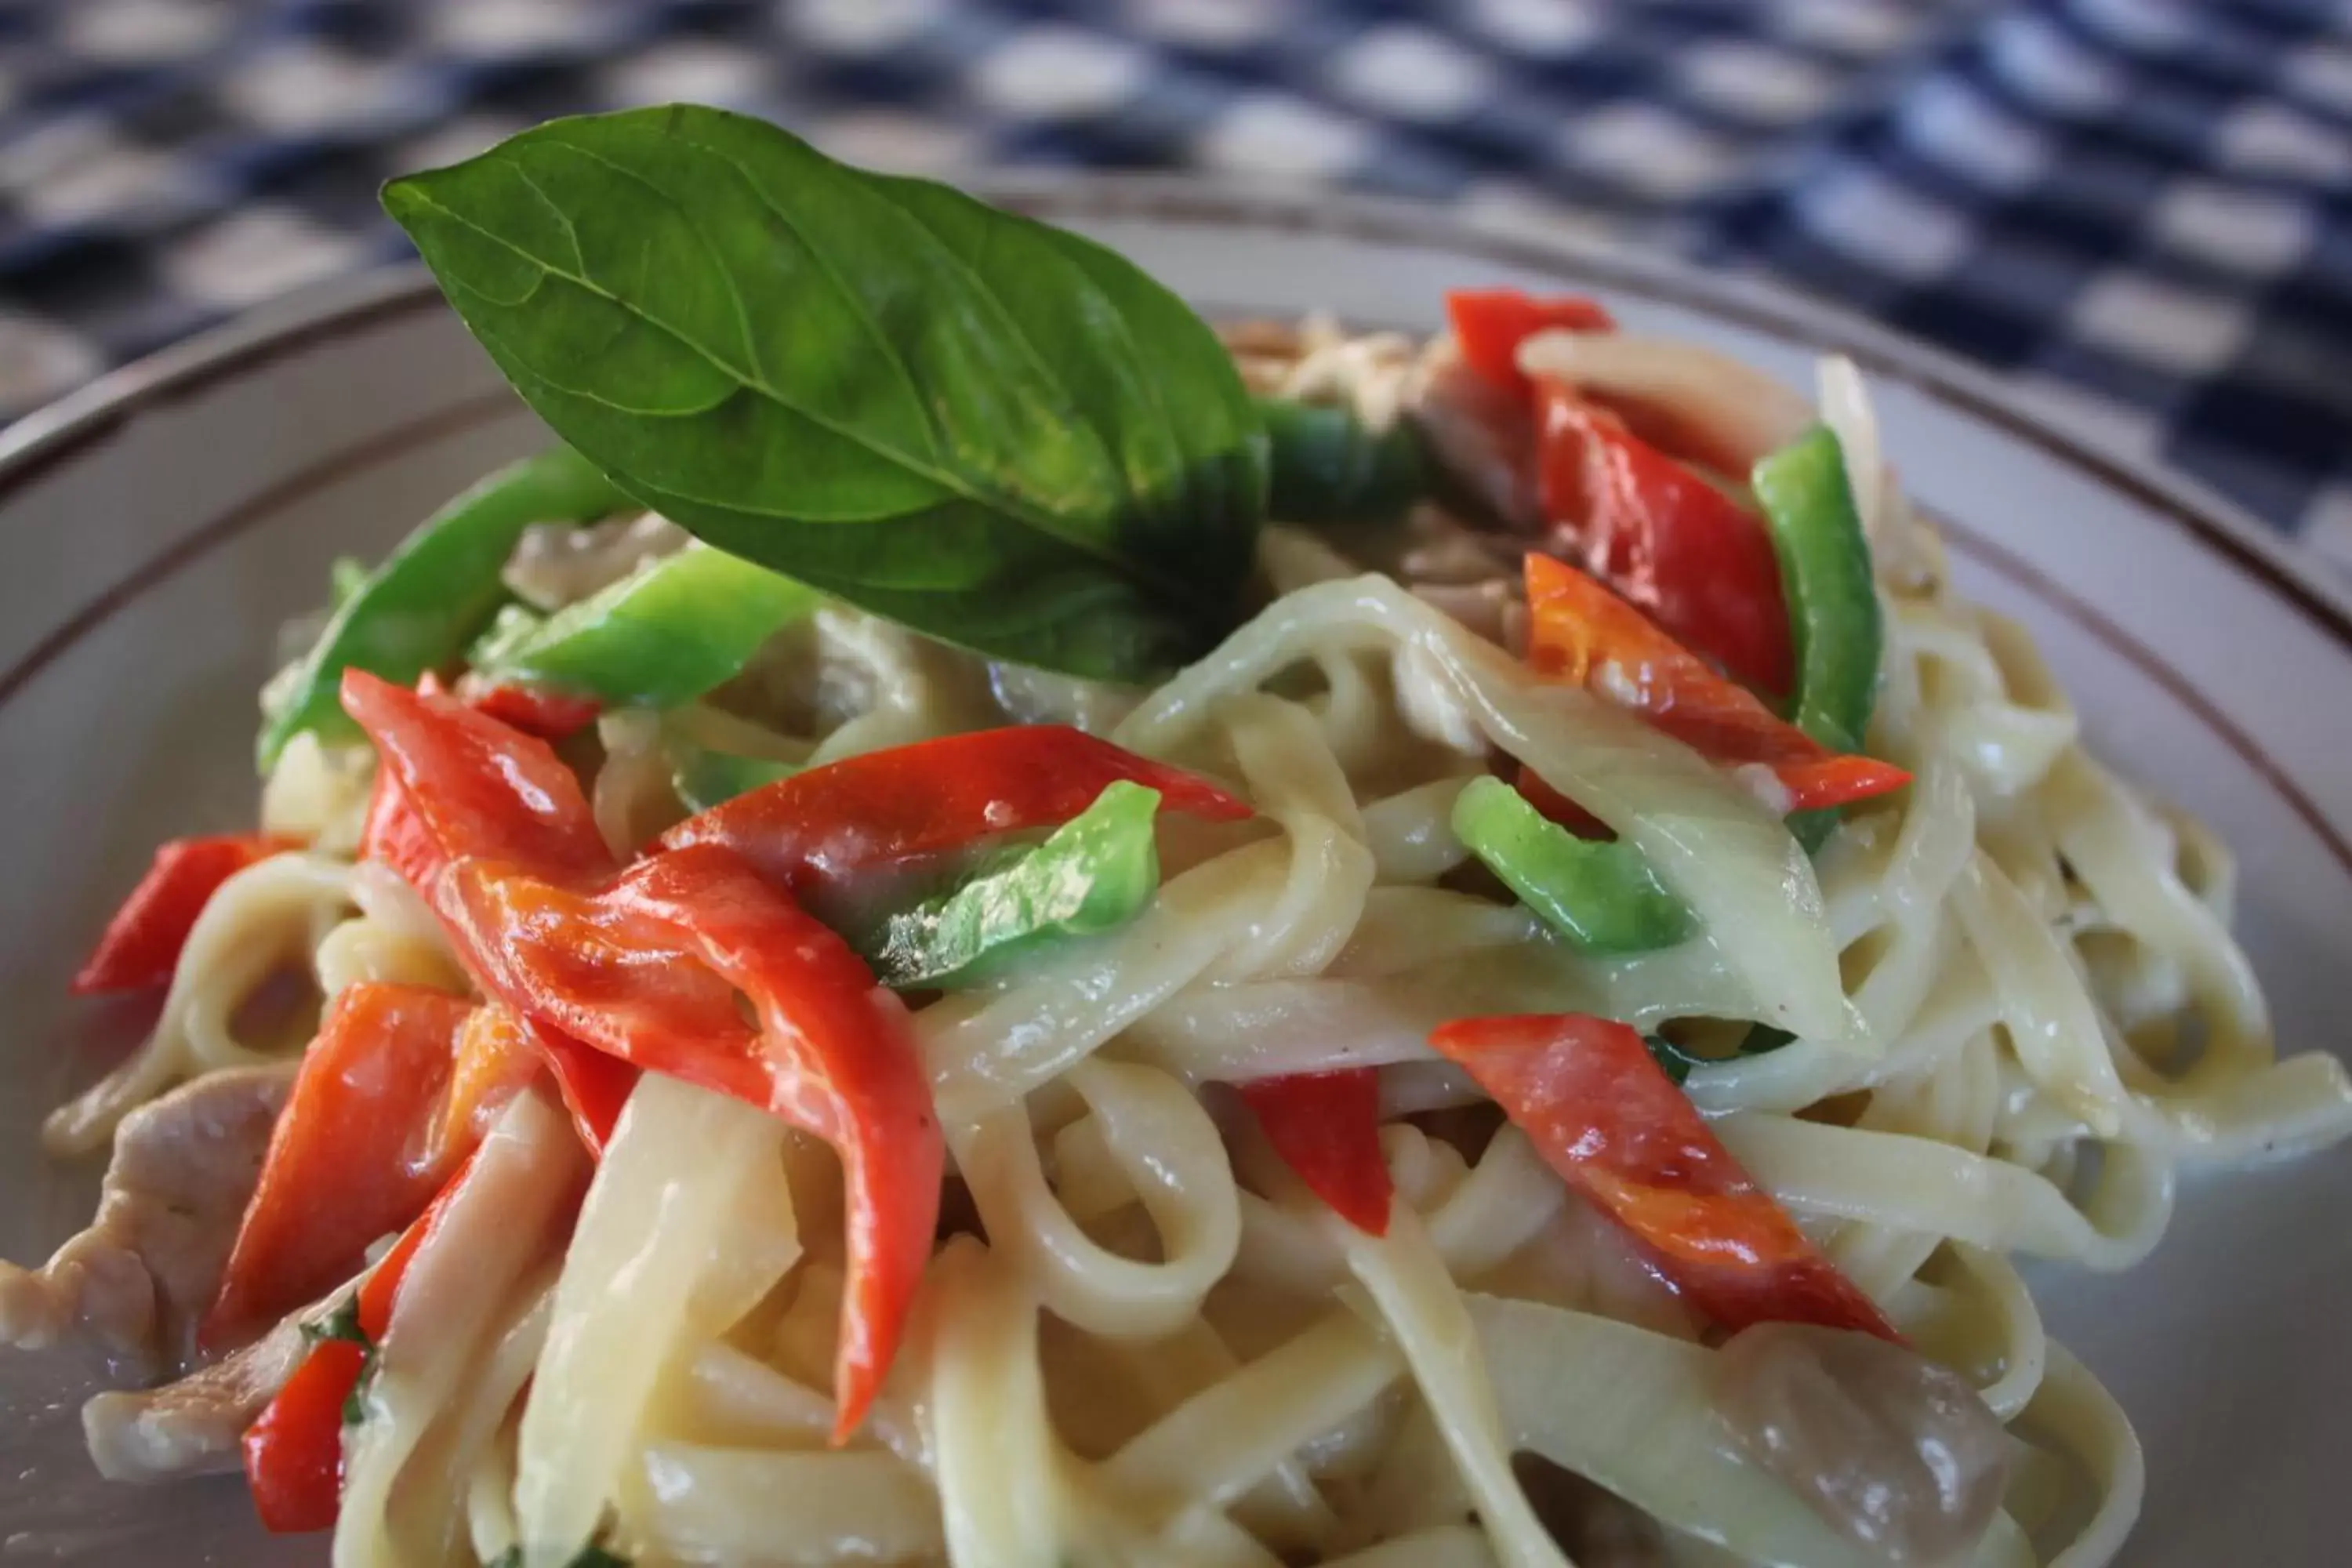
[47,853,358,1155]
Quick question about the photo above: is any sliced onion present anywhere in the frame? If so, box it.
[1515,332,1813,475]
[1813,356,1883,546]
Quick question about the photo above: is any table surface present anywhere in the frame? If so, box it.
[0,0,2347,573]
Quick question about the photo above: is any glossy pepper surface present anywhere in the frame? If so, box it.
[343,673,961,1440]
[466,543,818,710]
[442,845,940,1442]
[1240,1068,1392,1236]
[202,983,483,1350]
[660,724,1253,907]
[1750,425,1893,851]
[71,833,286,994]
[863,779,1166,989]
[1533,381,1795,699]
[241,1334,365,1533]
[1453,775,1693,954]
[1522,554,1907,816]
[343,671,641,1152]
[1429,1014,1899,1342]
[240,1145,477,1533]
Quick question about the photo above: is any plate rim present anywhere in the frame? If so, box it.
[0,169,2344,655]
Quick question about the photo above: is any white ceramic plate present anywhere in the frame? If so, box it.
[1,177,2347,1566]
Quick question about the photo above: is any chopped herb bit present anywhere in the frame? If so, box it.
[300,1289,383,1426]
[488,1543,632,1567]
[302,1290,368,1350]
[343,1352,382,1427]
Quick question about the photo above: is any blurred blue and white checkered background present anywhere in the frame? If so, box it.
[1,0,2347,567]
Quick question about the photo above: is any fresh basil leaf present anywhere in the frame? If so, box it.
[383,104,1267,682]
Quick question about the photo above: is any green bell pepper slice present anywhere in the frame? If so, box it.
[468,543,820,710]
[258,445,628,769]
[1738,425,1889,1055]
[1452,776,1695,956]
[862,780,1164,989]
[1258,396,1428,525]
[1751,426,1886,853]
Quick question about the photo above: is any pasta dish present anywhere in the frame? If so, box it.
[4,106,2347,1568]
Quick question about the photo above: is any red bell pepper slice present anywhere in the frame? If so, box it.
[242,1334,365,1533]
[1523,553,1907,814]
[1532,381,1795,698]
[611,845,941,1438]
[350,1140,475,1337]
[357,768,630,1159]
[442,844,940,1441]
[1240,1069,1392,1236]
[532,1023,636,1155]
[71,833,289,994]
[1443,294,1784,696]
[430,1002,547,1162]
[344,670,644,1150]
[456,676,602,742]
[439,862,747,1094]
[203,983,480,1350]
[1513,766,1612,840]
[241,1144,477,1534]
[659,724,1251,907]
[339,669,609,887]
[356,768,444,895]
[1446,289,1617,395]
[1428,1013,1897,1341]
[339,697,1243,1434]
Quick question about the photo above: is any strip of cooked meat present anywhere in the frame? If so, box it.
[81,1304,310,1483]
[1,1065,291,1378]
